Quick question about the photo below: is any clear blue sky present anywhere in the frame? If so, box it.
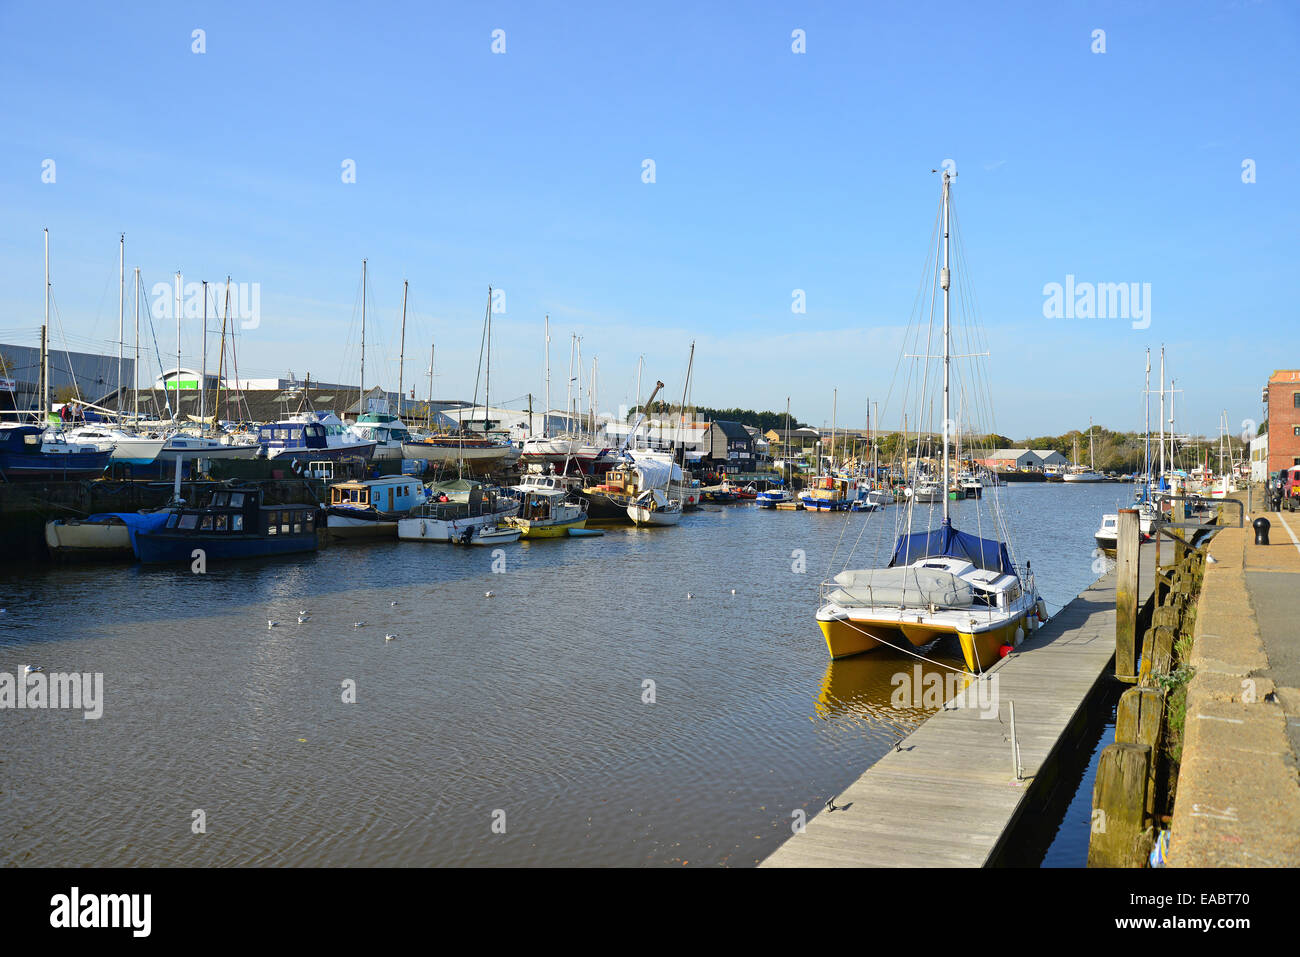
[1,1,1295,438]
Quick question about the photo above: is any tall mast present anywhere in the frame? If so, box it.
[830,387,837,472]
[485,286,492,429]
[117,233,124,422]
[200,280,208,427]
[359,259,367,415]
[785,395,792,487]
[133,267,141,421]
[543,315,551,439]
[941,169,952,524]
[175,270,182,422]
[1143,348,1151,493]
[634,354,642,450]
[216,278,230,428]
[427,341,435,430]
[397,279,408,420]
[42,228,50,421]
[1159,347,1166,482]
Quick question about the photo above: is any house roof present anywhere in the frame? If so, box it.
[712,420,752,440]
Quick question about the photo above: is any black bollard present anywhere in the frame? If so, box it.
[1253,517,1271,546]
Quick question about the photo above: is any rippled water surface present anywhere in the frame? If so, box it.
[0,482,1129,866]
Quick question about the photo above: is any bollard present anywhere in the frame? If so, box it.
[1253,516,1271,546]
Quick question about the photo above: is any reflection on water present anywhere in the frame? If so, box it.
[0,483,1124,866]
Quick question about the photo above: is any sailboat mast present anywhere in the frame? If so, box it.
[485,286,492,429]
[359,259,367,415]
[174,271,182,422]
[117,233,124,422]
[133,267,140,421]
[397,279,408,420]
[1159,347,1166,482]
[1143,348,1151,494]
[200,280,208,428]
[941,170,952,524]
[42,228,49,421]
[427,341,435,430]
[543,315,551,439]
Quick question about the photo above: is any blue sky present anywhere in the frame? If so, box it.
[1,1,1296,438]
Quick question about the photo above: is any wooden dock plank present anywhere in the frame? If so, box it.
[762,545,1155,867]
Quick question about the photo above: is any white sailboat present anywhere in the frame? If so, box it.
[1063,420,1105,482]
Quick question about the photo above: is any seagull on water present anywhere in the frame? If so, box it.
[484,591,494,598]
[24,665,43,674]
[385,633,397,642]
[353,621,366,628]
[267,620,277,629]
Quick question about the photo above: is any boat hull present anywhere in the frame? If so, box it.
[326,511,399,539]
[135,531,317,564]
[818,611,1028,672]
[44,519,134,559]
[510,517,587,538]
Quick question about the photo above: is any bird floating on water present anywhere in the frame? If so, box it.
[390,601,398,606]
[24,665,44,674]
[297,615,309,624]
[353,621,365,628]
[484,591,494,598]
[384,633,397,642]
[267,620,277,629]
[686,593,693,599]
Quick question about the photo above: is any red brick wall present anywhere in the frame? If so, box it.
[1267,371,1300,472]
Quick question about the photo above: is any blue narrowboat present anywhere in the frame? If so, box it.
[257,417,376,464]
[134,485,319,564]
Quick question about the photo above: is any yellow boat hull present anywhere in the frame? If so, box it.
[818,612,1027,672]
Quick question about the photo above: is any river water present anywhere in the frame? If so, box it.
[0,482,1132,866]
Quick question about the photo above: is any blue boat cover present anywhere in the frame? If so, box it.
[889,520,1012,575]
[87,511,171,555]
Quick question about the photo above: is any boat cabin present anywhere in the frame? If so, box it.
[161,486,317,538]
[258,421,329,453]
[329,476,426,516]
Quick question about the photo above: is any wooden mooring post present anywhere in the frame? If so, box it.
[1115,508,1141,683]
[1089,742,1153,867]
[1116,686,1166,819]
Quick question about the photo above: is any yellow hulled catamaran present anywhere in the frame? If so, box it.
[815,170,1044,672]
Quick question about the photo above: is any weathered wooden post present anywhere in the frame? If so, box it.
[1116,686,1166,818]
[1088,742,1153,867]
[1171,497,1187,565]
[1116,508,1140,683]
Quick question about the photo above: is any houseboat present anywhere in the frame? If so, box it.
[134,486,319,564]
[800,474,861,511]
[326,475,428,539]
[506,487,588,538]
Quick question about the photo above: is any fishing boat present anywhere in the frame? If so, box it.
[908,478,944,503]
[506,487,588,538]
[627,487,682,526]
[134,485,318,563]
[815,171,1041,672]
[800,474,861,511]
[0,425,112,479]
[349,412,413,460]
[326,475,428,539]
[396,486,519,543]
[756,485,794,508]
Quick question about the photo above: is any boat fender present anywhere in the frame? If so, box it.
[1035,599,1048,624]
[1013,627,1025,647]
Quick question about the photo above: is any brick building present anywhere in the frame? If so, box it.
[1265,369,1300,472]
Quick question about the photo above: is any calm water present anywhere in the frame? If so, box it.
[0,482,1130,866]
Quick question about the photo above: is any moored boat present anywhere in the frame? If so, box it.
[326,475,428,539]
[134,486,318,564]
[505,487,588,538]
[627,488,682,526]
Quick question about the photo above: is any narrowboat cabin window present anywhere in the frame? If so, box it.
[232,514,244,531]
[179,513,199,530]
[215,515,228,531]
[230,492,245,507]
[166,513,179,529]
[199,515,213,531]
[281,512,291,534]
[211,492,229,507]
[267,515,277,535]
